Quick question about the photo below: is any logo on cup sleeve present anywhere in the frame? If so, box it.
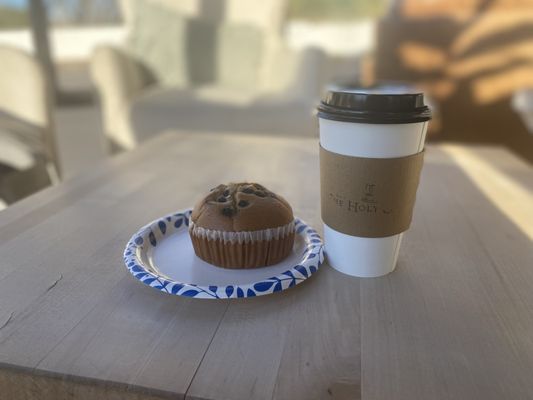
[329,183,392,215]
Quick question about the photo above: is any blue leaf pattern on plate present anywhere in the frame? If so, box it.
[134,272,148,280]
[149,231,157,247]
[171,284,184,294]
[296,225,306,234]
[226,286,234,297]
[158,220,166,234]
[295,265,309,278]
[253,281,275,292]
[282,271,295,279]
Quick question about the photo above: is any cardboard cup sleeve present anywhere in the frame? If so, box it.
[320,146,425,238]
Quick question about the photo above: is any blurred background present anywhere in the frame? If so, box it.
[0,0,532,209]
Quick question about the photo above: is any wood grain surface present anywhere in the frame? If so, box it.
[0,132,531,400]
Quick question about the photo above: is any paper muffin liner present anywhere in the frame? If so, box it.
[189,220,295,269]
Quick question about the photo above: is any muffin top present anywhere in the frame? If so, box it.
[190,182,293,232]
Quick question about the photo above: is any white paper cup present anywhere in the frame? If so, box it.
[317,85,431,277]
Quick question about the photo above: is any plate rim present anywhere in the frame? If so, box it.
[123,208,324,299]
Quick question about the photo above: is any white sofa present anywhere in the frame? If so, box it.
[0,45,59,203]
[91,0,326,151]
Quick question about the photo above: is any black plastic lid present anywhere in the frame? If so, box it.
[317,83,432,124]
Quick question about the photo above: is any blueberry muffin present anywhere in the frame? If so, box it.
[189,182,295,269]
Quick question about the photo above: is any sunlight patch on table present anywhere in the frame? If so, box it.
[442,144,533,241]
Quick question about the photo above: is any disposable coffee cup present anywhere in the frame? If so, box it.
[317,84,431,278]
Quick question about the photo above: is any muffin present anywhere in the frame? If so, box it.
[189,182,295,269]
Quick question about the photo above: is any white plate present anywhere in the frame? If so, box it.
[123,209,324,299]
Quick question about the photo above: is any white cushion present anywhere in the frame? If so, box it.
[0,131,38,170]
[0,114,44,170]
[128,87,318,143]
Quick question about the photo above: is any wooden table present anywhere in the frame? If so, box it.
[0,132,532,400]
